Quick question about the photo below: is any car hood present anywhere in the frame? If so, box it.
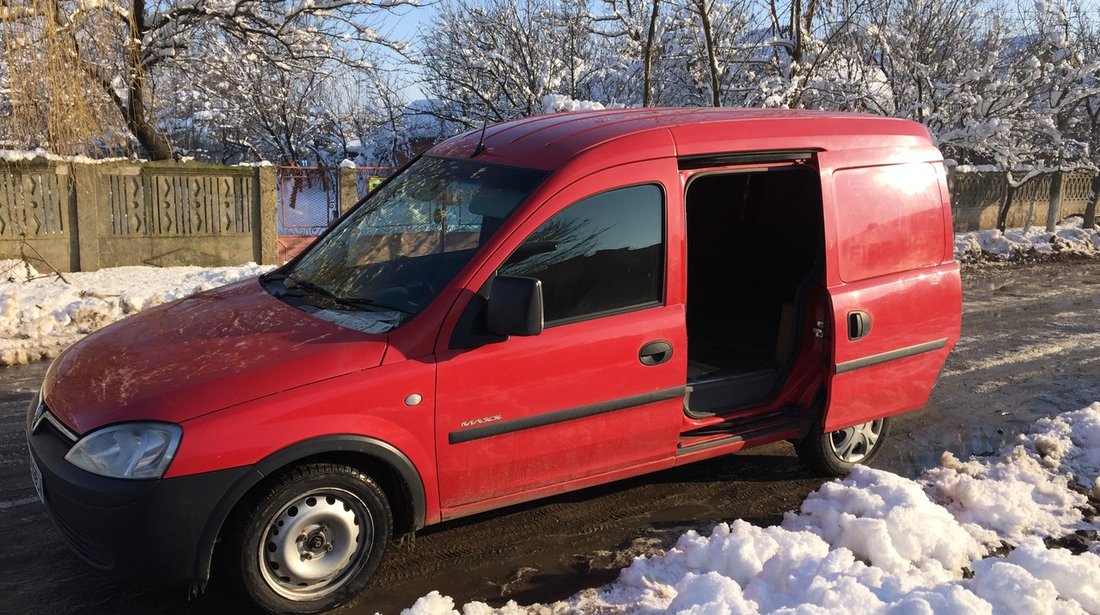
[44,279,388,435]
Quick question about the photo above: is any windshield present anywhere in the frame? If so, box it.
[270,156,548,331]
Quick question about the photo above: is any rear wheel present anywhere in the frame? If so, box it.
[224,463,393,614]
[795,417,891,476]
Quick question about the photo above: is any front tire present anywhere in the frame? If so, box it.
[795,417,891,476]
[224,463,393,614]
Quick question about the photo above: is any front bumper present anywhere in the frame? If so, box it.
[27,396,257,584]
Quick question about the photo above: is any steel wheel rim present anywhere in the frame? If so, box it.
[829,419,884,463]
[258,487,374,601]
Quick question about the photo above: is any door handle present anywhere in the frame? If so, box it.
[848,310,872,340]
[639,340,673,366]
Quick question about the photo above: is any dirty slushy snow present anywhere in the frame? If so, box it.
[954,218,1100,263]
[0,260,272,366]
[403,404,1100,615]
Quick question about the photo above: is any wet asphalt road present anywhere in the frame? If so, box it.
[0,259,1097,615]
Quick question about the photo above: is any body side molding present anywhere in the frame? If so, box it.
[449,387,687,445]
[835,338,948,374]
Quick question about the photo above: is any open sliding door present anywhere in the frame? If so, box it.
[816,148,962,432]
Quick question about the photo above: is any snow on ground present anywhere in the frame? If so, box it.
[0,260,271,366]
[404,404,1100,615]
[955,218,1100,263]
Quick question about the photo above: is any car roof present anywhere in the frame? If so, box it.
[427,108,935,170]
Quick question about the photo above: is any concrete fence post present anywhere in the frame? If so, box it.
[1045,172,1063,233]
[256,166,279,265]
[339,167,360,216]
[71,163,102,272]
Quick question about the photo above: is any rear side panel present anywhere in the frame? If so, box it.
[832,163,947,282]
[818,149,961,432]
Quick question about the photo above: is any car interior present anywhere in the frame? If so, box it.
[684,166,825,416]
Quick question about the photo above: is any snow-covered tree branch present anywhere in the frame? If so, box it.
[2,0,419,159]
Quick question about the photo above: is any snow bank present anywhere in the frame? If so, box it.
[955,218,1100,263]
[403,403,1100,615]
[0,260,272,366]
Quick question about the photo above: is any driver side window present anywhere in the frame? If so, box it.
[500,184,665,325]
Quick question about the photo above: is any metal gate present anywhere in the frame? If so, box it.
[277,166,340,236]
[276,165,398,264]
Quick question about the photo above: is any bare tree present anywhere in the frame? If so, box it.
[591,0,666,106]
[1066,3,1100,227]
[418,0,601,126]
[662,0,760,107]
[1,0,415,159]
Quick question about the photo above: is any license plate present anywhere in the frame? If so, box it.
[29,455,44,503]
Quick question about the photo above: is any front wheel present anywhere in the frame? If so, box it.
[224,463,393,614]
[795,417,891,476]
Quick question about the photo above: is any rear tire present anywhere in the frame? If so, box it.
[223,463,393,614]
[795,417,891,476]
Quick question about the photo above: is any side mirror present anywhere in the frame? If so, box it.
[487,275,543,337]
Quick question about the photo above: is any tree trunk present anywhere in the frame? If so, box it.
[697,0,721,107]
[642,0,660,106]
[996,175,1016,232]
[1084,173,1100,230]
[125,96,174,160]
[123,0,173,160]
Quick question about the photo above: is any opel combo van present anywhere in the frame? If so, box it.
[27,109,961,614]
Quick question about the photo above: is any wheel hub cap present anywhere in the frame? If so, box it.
[259,489,374,601]
[829,419,883,463]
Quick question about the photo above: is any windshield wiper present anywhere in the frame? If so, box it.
[282,275,412,315]
[335,295,413,315]
[261,270,289,283]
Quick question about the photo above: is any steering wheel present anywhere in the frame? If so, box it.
[391,255,438,299]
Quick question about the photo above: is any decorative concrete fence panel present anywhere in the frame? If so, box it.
[1059,173,1095,219]
[0,159,277,272]
[948,170,1097,232]
[948,171,1006,232]
[92,162,261,268]
[1006,174,1054,230]
[0,162,79,271]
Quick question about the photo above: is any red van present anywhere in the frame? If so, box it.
[27,109,961,614]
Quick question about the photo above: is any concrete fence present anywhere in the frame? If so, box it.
[0,160,278,271]
[1,159,1097,273]
[948,170,1097,232]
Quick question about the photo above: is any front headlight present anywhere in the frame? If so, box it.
[64,423,182,479]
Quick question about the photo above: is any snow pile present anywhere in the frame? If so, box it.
[925,405,1100,546]
[402,403,1100,615]
[955,218,1100,263]
[927,447,1087,545]
[0,260,272,366]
